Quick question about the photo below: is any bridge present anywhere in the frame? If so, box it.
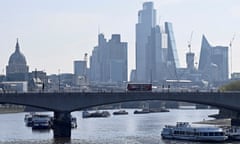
[0,91,240,138]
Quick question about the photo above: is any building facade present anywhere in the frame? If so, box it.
[6,39,29,81]
[90,34,128,83]
[164,22,179,80]
[135,2,180,83]
[136,2,156,82]
[198,35,228,83]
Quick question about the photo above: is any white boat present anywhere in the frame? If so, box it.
[32,114,52,130]
[161,122,228,142]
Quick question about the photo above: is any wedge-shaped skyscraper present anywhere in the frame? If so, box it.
[198,35,228,82]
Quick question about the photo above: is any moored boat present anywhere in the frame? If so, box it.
[161,122,228,142]
[113,110,128,115]
[32,114,52,130]
[82,110,110,118]
[133,108,150,114]
[24,112,36,127]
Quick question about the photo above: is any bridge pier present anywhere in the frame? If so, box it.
[53,111,71,138]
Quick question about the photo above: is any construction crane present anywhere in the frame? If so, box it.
[187,31,194,53]
[229,34,235,76]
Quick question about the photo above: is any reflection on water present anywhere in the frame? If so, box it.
[0,109,238,144]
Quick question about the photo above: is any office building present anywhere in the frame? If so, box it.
[74,60,87,77]
[164,22,179,80]
[90,34,128,83]
[136,1,156,82]
[198,35,228,82]
[146,26,163,82]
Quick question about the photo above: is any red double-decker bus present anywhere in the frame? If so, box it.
[127,83,152,91]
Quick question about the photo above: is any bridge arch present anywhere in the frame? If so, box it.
[0,92,240,113]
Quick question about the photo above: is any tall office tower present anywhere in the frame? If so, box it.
[89,48,100,82]
[198,35,228,82]
[211,46,228,81]
[6,39,29,81]
[90,34,107,82]
[108,34,128,82]
[136,2,156,82]
[90,34,128,83]
[164,22,180,79]
[146,26,162,82]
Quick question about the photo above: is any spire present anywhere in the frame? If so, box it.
[15,38,20,52]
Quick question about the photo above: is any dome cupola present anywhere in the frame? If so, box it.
[8,39,27,65]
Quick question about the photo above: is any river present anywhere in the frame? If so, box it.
[0,109,237,144]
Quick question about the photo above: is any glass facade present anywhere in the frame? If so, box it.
[198,35,229,82]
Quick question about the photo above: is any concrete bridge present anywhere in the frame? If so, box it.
[0,91,240,138]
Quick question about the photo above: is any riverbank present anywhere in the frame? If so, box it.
[193,118,231,126]
[0,106,25,114]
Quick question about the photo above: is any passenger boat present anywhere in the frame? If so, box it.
[161,122,228,142]
[32,114,52,130]
[113,110,128,115]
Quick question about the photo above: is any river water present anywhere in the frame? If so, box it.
[0,109,237,144]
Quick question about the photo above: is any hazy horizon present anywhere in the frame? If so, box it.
[0,0,239,77]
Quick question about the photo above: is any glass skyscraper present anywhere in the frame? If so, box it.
[90,34,128,83]
[136,2,156,82]
[198,35,228,82]
[163,22,180,80]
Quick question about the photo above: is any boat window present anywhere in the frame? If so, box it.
[180,131,184,135]
[203,132,208,136]
[194,132,199,136]
[209,132,214,136]
[187,132,193,135]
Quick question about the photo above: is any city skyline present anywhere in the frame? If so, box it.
[0,0,239,77]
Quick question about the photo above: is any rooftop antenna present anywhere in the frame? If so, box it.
[229,33,235,76]
[187,31,194,53]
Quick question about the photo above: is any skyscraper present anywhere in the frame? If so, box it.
[136,2,156,82]
[146,26,162,82]
[198,35,228,82]
[164,22,179,80]
[90,34,128,83]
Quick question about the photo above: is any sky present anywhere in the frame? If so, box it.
[0,0,240,77]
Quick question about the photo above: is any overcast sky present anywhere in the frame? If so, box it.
[0,0,239,77]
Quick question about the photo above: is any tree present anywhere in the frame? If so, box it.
[220,80,240,91]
